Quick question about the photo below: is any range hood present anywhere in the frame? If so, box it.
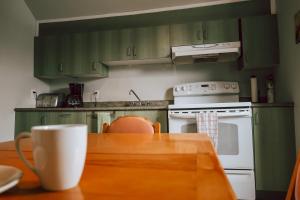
[171,41,241,64]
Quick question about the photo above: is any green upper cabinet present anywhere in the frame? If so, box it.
[69,32,108,77]
[34,34,71,78]
[102,29,134,62]
[170,22,203,46]
[133,25,170,60]
[170,18,239,46]
[253,106,295,192]
[203,19,239,44]
[102,25,170,63]
[34,32,108,79]
[241,15,279,69]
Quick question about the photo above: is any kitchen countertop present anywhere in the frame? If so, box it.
[14,101,294,112]
[14,100,171,112]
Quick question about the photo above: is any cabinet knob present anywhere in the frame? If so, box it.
[133,46,137,57]
[40,116,46,125]
[92,61,97,71]
[196,30,202,41]
[58,64,63,72]
[202,23,208,41]
[126,47,132,56]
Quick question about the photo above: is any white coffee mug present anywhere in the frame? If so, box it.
[15,124,87,191]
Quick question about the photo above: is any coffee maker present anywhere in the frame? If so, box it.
[65,83,84,107]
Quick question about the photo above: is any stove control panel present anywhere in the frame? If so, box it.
[173,81,239,96]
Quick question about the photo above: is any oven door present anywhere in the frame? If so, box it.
[168,109,254,170]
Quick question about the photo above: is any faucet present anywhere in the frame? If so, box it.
[129,89,141,102]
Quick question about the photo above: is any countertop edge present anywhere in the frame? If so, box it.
[14,106,169,112]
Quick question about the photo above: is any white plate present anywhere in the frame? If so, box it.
[0,165,23,194]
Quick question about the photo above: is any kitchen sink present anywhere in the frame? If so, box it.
[125,101,152,107]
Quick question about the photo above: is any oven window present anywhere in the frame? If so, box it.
[217,122,239,155]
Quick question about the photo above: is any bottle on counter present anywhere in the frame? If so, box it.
[250,75,258,103]
[266,75,275,103]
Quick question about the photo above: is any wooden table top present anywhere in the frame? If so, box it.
[0,133,236,200]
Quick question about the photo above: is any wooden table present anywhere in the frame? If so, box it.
[0,133,236,200]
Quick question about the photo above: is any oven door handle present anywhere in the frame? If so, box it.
[169,112,251,119]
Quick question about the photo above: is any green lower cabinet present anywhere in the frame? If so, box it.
[15,111,88,138]
[15,112,44,138]
[86,112,111,133]
[43,112,87,125]
[253,106,295,192]
[112,110,168,132]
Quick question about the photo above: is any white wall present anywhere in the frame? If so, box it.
[0,0,49,142]
[50,62,272,103]
[276,0,300,149]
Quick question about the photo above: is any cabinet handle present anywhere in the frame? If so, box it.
[196,30,202,41]
[58,113,72,117]
[126,47,132,56]
[58,64,63,72]
[92,61,97,71]
[244,54,248,63]
[202,23,207,41]
[133,46,137,57]
[41,116,46,125]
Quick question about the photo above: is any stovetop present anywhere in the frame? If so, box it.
[168,102,252,109]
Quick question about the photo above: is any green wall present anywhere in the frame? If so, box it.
[276,0,300,149]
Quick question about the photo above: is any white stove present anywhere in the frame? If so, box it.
[168,81,255,200]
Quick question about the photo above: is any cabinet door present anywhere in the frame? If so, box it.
[86,112,111,133]
[85,31,108,77]
[44,112,87,125]
[69,32,108,78]
[69,32,88,76]
[241,15,279,69]
[203,18,239,44]
[253,107,295,191]
[133,25,170,60]
[34,36,62,78]
[15,112,43,138]
[170,22,203,46]
[34,34,71,78]
[102,29,133,61]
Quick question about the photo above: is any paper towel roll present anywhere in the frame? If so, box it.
[251,76,258,103]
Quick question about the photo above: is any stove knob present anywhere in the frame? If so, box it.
[180,86,185,91]
[224,83,230,89]
[174,87,179,92]
[231,83,237,89]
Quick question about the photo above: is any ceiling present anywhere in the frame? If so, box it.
[24,0,243,22]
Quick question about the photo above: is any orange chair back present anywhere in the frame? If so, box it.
[286,151,300,200]
[102,116,160,134]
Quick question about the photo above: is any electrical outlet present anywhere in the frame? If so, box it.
[93,90,100,99]
[30,89,37,100]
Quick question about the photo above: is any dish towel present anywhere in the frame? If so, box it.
[196,112,219,149]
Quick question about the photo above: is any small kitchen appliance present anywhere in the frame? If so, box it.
[36,93,65,108]
[168,81,255,200]
[65,83,84,107]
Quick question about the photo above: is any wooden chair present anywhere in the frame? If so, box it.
[286,152,300,200]
[102,116,161,134]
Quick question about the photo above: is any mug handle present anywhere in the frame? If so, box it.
[15,132,38,175]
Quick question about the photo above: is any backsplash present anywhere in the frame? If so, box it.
[49,62,273,102]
